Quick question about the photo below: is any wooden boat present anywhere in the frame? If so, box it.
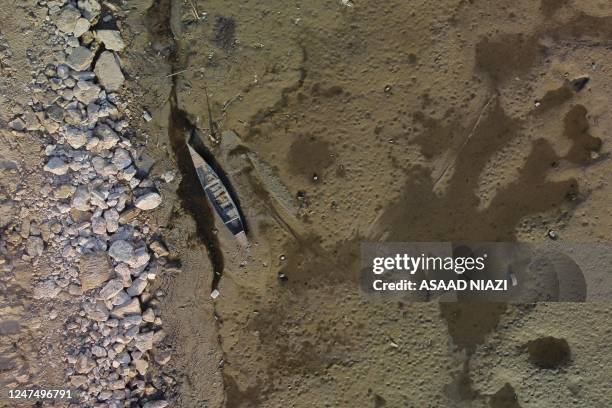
[188,144,248,246]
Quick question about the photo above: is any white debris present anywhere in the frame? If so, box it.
[134,192,162,210]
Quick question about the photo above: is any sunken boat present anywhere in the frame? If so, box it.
[187,144,248,246]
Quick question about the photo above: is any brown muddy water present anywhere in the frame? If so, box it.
[129,0,612,406]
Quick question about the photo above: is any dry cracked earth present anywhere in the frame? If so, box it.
[1,0,612,407]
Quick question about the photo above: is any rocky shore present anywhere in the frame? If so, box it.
[1,1,175,406]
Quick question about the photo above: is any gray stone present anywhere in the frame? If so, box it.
[132,358,148,375]
[54,184,76,199]
[44,157,69,175]
[95,30,126,51]
[56,6,81,34]
[74,81,101,104]
[26,236,44,257]
[104,209,119,233]
[8,117,26,131]
[129,247,150,269]
[99,278,124,300]
[77,0,101,21]
[133,331,154,352]
[71,186,90,211]
[73,18,90,37]
[86,305,109,322]
[75,354,96,373]
[94,124,119,149]
[134,192,162,210]
[66,46,94,71]
[110,298,141,318]
[111,290,131,306]
[109,240,134,263]
[111,148,131,170]
[127,277,147,297]
[149,240,169,257]
[120,315,142,328]
[94,52,124,91]
[91,345,107,357]
[91,214,106,235]
[33,280,61,299]
[80,251,113,291]
[142,308,155,323]
[70,375,88,387]
[65,127,88,149]
[154,350,171,365]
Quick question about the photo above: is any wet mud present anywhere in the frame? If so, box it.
[136,0,612,406]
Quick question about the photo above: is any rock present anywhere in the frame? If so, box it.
[66,46,94,71]
[74,81,101,104]
[149,241,169,257]
[104,209,119,233]
[129,247,150,269]
[154,350,171,365]
[25,236,44,257]
[112,290,131,306]
[99,278,124,300]
[119,207,140,224]
[111,148,132,169]
[152,330,166,343]
[142,308,155,323]
[120,314,142,328]
[109,240,135,263]
[132,358,148,375]
[91,345,107,357]
[71,186,90,211]
[54,184,76,199]
[91,214,107,235]
[95,30,126,51]
[94,124,120,149]
[73,17,90,37]
[111,298,141,318]
[56,6,81,34]
[65,127,88,149]
[109,379,126,390]
[78,0,101,21]
[44,157,69,175]
[127,277,148,297]
[86,304,109,322]
[70,375,88,387]
[8,117,26,131]
[143,400,169,408]
[133,331,154,353]
[68,283,83,296]
[79,252,113,291]
[94,52,124,91]
[75,354,96,374]
[134,192,162,210]
[33,280,61,299]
